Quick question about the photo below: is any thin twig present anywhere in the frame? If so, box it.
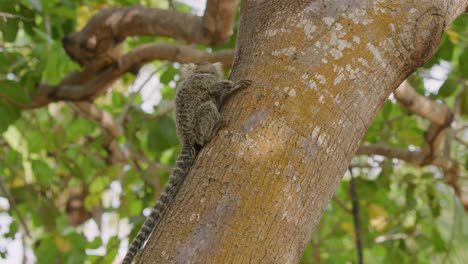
[454,136,468,148]
[0,177,32,238]
[0,12,33,21]
[146,102,176,121]
[332,196,352,214]
[118,63,169,125]
[349,168,363,264]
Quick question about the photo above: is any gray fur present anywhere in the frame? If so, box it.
[122,62,251,264]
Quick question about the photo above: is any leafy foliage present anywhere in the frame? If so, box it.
[0,1,466,263]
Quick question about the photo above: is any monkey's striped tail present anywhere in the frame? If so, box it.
[122,144,198,264]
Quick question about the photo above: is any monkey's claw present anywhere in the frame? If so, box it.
[237,79,252,88]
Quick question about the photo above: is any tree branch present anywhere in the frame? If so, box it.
[394,80,453,126]
[62,2,238,67]
[2,44,234,110]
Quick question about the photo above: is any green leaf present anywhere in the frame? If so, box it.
[87,237,103,249]
[31,160,53,183]
[66,118,95,141]
[405,182,417,209]
[104,236,120,263]
[24,130,47,153]
[65,232,87,264]
[450,13,468,33]
[459,49,468,79]
[112,91,126,108]
[0,100,21,134]
[84,193,101,211]
[381,101,392,120]
[130,200,143,216]
[6,148,22,164]
[160,65,177,85]
[0,80,30,104]
[5,220,19,239]
[0,3,19,42]
[438,77,458,98]
[89,177,110,194]
[43,43,77,85]
[461,91,468,117]
[36,236,59,264]
[161,85,176,100]
[147,115,178,153]
[432,227,447,252]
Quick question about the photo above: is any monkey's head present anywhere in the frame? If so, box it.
[180,62,224,79]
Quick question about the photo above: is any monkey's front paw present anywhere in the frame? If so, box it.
[237,79,252,89]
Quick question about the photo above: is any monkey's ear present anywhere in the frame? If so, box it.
[180,63,196,79]
[212,62,223,77]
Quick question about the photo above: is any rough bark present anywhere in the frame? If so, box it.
[140,0,467,263]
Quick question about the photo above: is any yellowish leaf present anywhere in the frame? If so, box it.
[341,222,355,237]
[55,235,72,253]
[446,29,459,44]
[368,203,389,231]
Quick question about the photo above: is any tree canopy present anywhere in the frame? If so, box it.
[0,0,467,263]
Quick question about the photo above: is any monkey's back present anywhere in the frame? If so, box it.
[175,73,220,145]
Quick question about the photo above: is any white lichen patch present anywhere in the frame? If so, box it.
[311,126,321,139]
[288,89,296,97]
[344,8,373,26]
[189,213,199,222]
[334,94,342,104]
[315,73,327,84]
[272,46,297,57]
[281,211,288,220]
[337,39,351,50]
[323,17,335,26]
[317,133,327,147]
[389,23,395,32]
[322,58,328,64]
[265,28,291,38]
[304,22,317,38]
[318,95,324,103]
[330,32,338,46]
[308,80,318,90]
[345,64,361,79]
[353,36,361,44]
[409,8,417,13]
[357,57,370,68]
[265,29,279,37]
[287,65,296,72]
[330,48,343,59]
[334,72,345,85]
[366,43,386,67]
[335,23,343,31]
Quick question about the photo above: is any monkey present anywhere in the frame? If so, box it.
[122,62,252,264]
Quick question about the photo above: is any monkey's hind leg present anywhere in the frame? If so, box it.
[195,101,221,145]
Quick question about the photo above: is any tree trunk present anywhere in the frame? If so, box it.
[140,1,467,263]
